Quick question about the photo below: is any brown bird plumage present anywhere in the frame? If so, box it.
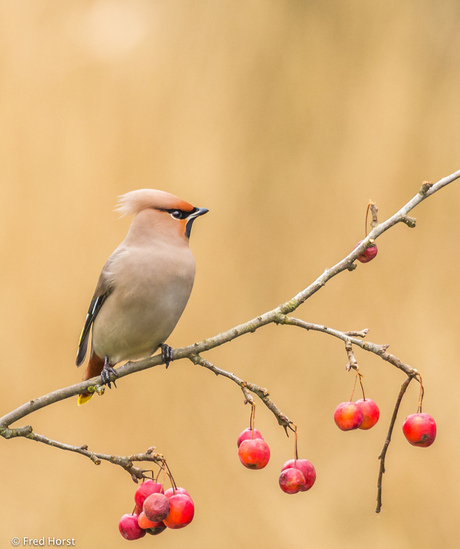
[76,189,208,404]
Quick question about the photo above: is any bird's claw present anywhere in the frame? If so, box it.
[101,358,118,389]
[161,344,174,368]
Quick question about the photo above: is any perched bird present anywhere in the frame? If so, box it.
[76,189,208,405]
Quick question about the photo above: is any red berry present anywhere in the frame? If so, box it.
[119,513,146,540]
[355,398,380,430]
[134,480,164,508]
[279,468,306,494]
[164,486,190,499]
[143,493,170,522]
[138,512,166,535]
[163,493,195,529]
[355,240,378,263]
[402,413,437,447]
[334,402,363,431]
[138,511,162,529]
[238,438,270,469]
[281,459,316,491]
[237,427,264,448]
[146,523,166,536]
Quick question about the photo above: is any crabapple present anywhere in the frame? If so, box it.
[279,468,306,494]
[119,513,146,540]
[138,512,166,536]
[163,493,195,529]
[238,438,270,469]
[355,240,378,263]
[334,402,363,431]
[134,480,164,508]
[402,413,437,447]
[143,493,170,522]
[281,459,316,491]
[164,487,190,499]
[146,523,166,536]
[237,427,264,448]
[355,398,380,430]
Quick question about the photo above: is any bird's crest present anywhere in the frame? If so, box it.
[115,189,194,217]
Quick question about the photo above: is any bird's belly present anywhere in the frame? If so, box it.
[92,278,193,364]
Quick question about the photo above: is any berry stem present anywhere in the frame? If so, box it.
[350,373,357,401]
[358,373,366,401]
[293,424,299,462]
[364,200,378,236]
[350,368,365,401]
[164,459,178,491]
[249,401,256,434]
[416,374,424,413]
[161,462,167,487]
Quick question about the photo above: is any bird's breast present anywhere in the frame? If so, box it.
[92,244,196,364]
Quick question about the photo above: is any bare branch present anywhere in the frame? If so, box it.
[0,169,459,509]
[344,339,359,372]
[0,423,164,482]
[376,376,414,513]
[3,170,458,430]
[189,355,293,431]
[277,316,416,377]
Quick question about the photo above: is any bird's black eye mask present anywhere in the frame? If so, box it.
[162,207,209,238]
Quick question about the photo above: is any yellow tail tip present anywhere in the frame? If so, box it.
[77,393,93,406]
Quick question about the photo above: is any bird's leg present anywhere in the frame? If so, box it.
[161,344,174,368]
[100,356,118,389]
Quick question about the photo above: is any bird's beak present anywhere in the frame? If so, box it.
[185,207,209,238]
[191,207,209,219]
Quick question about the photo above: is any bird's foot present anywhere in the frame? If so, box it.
[101,356,118,389]
[161,344,174,368]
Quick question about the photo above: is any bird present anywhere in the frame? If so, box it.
[75,189,208,405]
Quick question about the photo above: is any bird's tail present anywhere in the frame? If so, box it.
[77,353,105,406]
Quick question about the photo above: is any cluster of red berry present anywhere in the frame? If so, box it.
[334,397,437,447]
[353,231,437,448]
[118,480,194,541]
[334,398,380,431]
[237,426,317,495]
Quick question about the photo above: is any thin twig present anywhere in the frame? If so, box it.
[0,425,163,482]
[277,316,415,376]
[345,339,359,372]
[189,354,293,432]
[376,376,414,513]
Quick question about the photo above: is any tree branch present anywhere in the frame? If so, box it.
[1,169,459,511]
[376,376,414,513]
[278,316,417,377]
[1,423,165,482]
[2,171,458,429]
[189,354,293,432]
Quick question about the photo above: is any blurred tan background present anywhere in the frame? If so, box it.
[1,1,460,547]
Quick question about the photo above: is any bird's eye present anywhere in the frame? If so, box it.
[170,210,187,220]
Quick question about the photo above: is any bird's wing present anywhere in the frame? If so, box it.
[76,264,114,367]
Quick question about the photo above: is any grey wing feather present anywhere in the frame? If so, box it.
[76,293,109,366]
[75,261,115,367]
